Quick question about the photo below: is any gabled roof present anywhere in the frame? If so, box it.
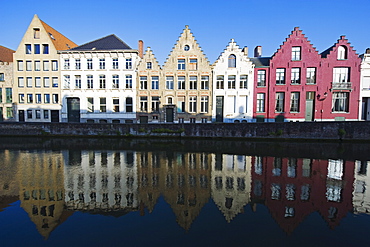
[250,57,270,67]
[40,19,77,50]
[69,34,132,51]
[0,45,15,62]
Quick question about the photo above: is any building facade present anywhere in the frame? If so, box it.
[212,40,254,122]
[59,35,139,123]
[360,48,370,120]
[0,45,15,121]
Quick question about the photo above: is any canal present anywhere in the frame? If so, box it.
[1,138,370,246]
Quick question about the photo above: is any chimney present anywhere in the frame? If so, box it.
[138,40,144,58]
[242,46,248,57]
[366,48,370,54]
[254,46,262,57]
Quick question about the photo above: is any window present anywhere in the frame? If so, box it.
[0,89,2,103]
[44,110,49,119]
[291,68,300,84]
[200,96,208,113]
[189,59,197,70]
[52,60,58,71]
[18,77,24,87]
[125,58,132,69]
[52,77,58,87]
[63,75,70,89]
[35,77,41,88]
[27,77,32,87]
[256,93,265,112]
[100,98,106,112]
[189,96,197,113]
[43,61,49,71]
[337,46,347,60]
[290,92,300,112]
[26,61,32,71]
[34,28,40,39]
[276,68,285,85]
[189,76,197,90]
[44,94,50,104]
[0,73,4,81]
[201,76,209,90]
[75,59,81,69]
[112,75,119,88]
[257,70,266,86]
[5,88,12,103]
[151,76,159,90]
[306,68,316,84]
[166,76,174,89]
[178,59,185,70]
[27,110,32,119]
[34,61,40,71]
[226,96,236,113]
[228,75,236,89]
[177,96,185,113]
[87,59,93,69]
[146,62,152,69]
[178,76,185,90]
[42,44,49,54]
[17,61,23,71]
[228,54,236,68]
[44,77,50,87]
[19,94,25,103]
[33,44,40,54]
[5,107,12,119]
[36,94,41,104]
[113,98,119,112]
[140,76,147,90]
[27,94,33,103]
[87,98,94,112]
[216,75,224,89]
[167,97,173,104]
[87,75,93,89]
[152,96,160,112]
[25,44,31,54]
[332,92,349,112]
[99,59,105,69]
[275,92,285,112]
[52,94,59,104]
[240,75,248,89]
[126,75,132,89]
[333,67,349,83]
[140,96,148,112]
[99,75,106,89]
[126,97,133,112]
[64,59,70,69]
[112,58,119,69]
[75,75,81,89]
[363,76,370,90]
[292,47,301,61]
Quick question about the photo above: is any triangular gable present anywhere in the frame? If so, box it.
[40,20,77,51]
[0,45,15,62]
[69,34,132,51]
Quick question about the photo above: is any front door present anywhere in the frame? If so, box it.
[166,108,174,122]
[67,97,81,122]
[51,110,59,122]
[362,97,370,121]
[18,110,25,122]
[305,92,315,121]
[216,96,224,122]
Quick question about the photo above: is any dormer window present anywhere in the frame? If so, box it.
[337,46,347,60]
[292,47,301,61]
[228,54,236,68]
[34,28,40,39]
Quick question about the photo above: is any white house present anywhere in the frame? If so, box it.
[360,48,370,121]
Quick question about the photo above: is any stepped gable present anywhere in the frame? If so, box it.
[70,34,132,51]
[139,47,162,70]
[320,35,358,58]
[271,27,320,60]
[40,18,77,50]
[0,45,15,62]
[212,39,250,67]
[163,25,210,67]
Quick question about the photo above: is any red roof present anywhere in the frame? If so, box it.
[0,45,15,62]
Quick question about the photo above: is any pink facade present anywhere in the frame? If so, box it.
[253,27,361,122]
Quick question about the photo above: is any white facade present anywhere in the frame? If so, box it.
[360,49,370,121]
[353,160,370,214]
[212,40,254,122]
[60,50,139,123]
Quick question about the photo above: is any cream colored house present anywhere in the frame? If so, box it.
[13,15,77,122]
[0,45,15,121]
[360,48,370,120]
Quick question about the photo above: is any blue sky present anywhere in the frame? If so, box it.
[1,0,369,63]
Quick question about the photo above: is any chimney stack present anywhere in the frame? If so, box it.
[138,40,144,58]
[254,46,262,57]
[366,48,370,54]
[243,46,248,57]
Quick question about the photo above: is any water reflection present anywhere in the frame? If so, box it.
[1,139,370,241]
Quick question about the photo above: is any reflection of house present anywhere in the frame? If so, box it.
[212,40,254,123]
[63,150,138,212]
[211,154,251,222]
[353,160,370,214]
[13,14,77,122]
[360,49,370,120]
[0,150,20,211]
[251,156,354,233]
[16,151,68,239]
[59,35,140,123]
[0,45,15,121]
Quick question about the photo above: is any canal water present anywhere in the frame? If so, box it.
[1,138,370,247]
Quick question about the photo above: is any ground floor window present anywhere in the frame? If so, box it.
[332,92,349,112]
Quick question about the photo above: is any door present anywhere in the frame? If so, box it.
[67,97,81,122]
[216,96,224,122]
[166,108,174,122]
[139,116,148,123]
[362,97,370,121]
[51,110,59,122]
[18,110,25,122]
[305,92,315,121]
[0,107,3,122]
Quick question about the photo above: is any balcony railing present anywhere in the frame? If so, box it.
[331,81,352,90]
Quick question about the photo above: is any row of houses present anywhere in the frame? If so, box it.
[1,15,370,123]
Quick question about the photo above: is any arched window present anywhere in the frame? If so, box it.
[228,54,236,68]
[337,46,347,60]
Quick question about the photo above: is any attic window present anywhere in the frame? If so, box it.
[337,46,347,60]
[34,28,40,39]
[48,33,55,40]
[66,44,70,49]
